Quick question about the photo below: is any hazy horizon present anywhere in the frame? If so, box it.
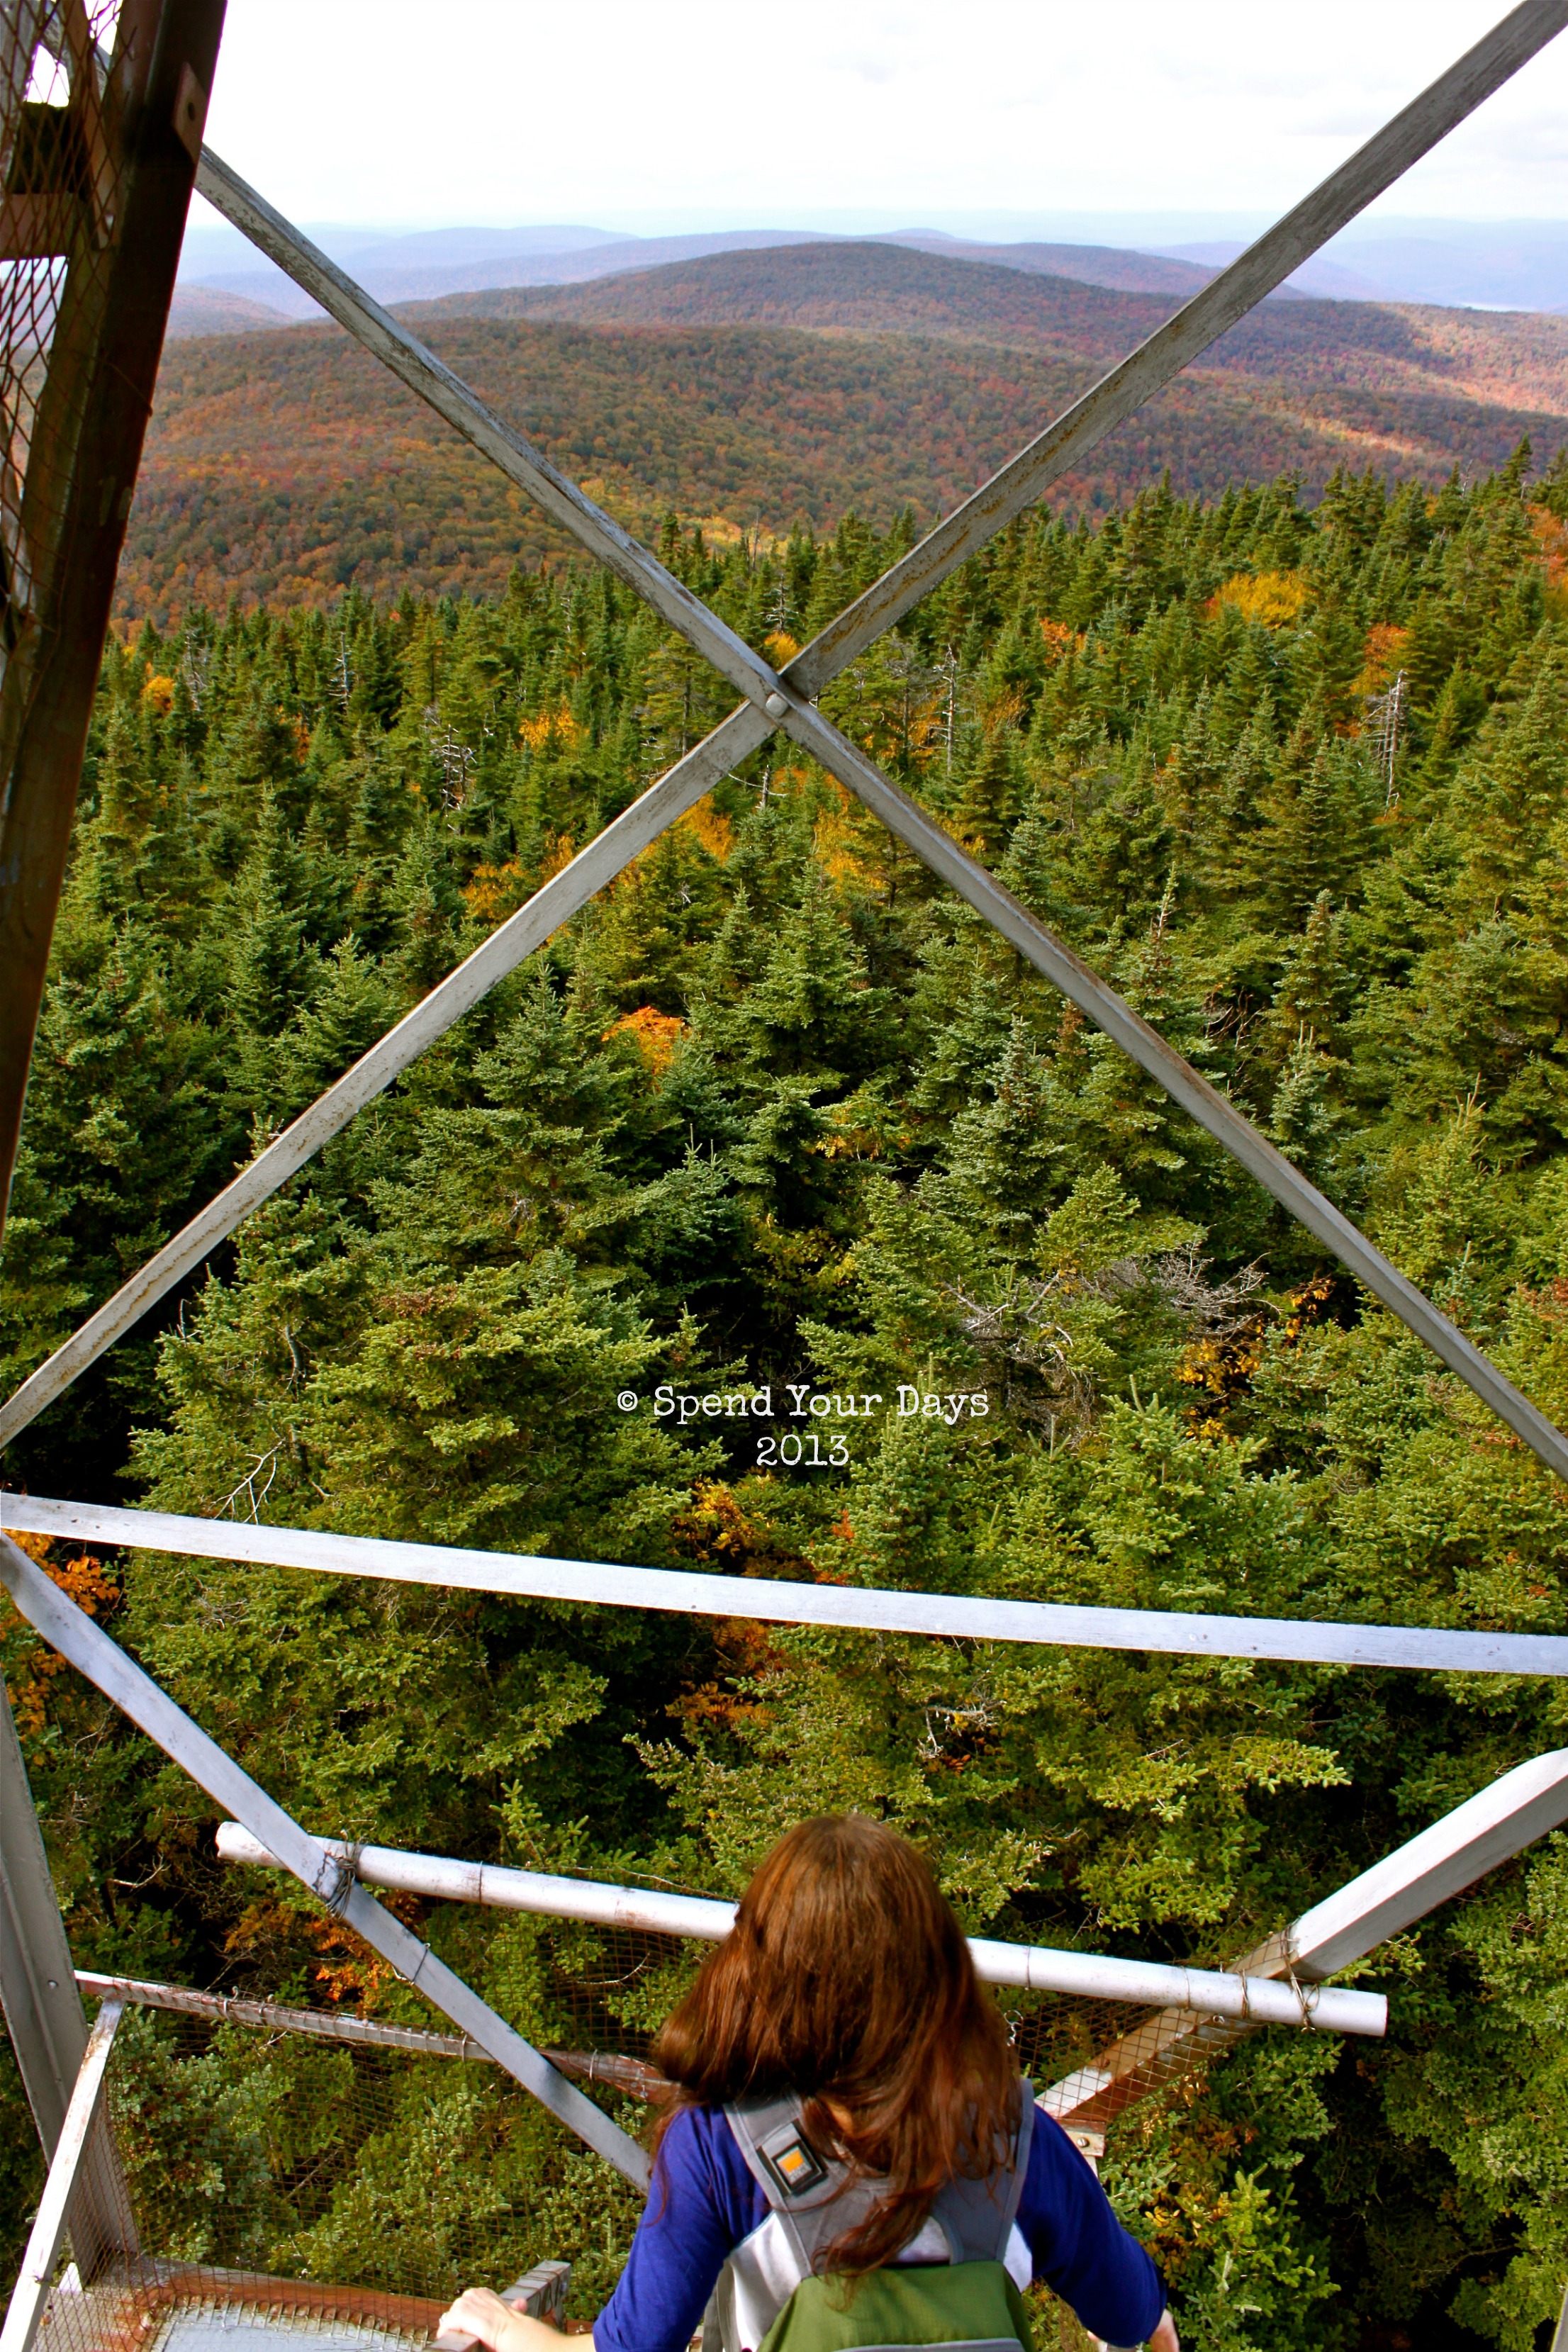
[189,4,1568,245]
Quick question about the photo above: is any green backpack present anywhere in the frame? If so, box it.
[707,2087,1036,2352]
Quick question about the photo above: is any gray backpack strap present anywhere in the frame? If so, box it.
[724,2096,887,2276]
[929,2077,1035,2262]
[726,2096,842,2210]
[730,2080,1035,2272]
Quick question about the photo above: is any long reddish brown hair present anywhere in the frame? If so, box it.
[651,1815,1017,2275]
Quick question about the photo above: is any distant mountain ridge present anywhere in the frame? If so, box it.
[120,232,1568,625]
[173,213,1568,330]
[408,240,1568,422]
[180,226,1221,325]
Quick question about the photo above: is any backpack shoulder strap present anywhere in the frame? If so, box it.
[929,2077,1036,2263]
[724,2096,887,2275]
[728,2079,1036,2272]
[726,2096,844,2212]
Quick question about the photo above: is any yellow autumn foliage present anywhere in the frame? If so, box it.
[462,860,531,924]
[1214,570,1311,627]
[678,796,734,863]
[519,703,583,753]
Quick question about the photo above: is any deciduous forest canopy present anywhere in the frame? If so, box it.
[118,245,1568,623]
[11,449,1568,2351]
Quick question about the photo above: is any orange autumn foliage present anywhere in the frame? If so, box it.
[1353,622,1411,698]
[1038,617,1085,663]
[2,1533,121,1738]
[605,1004,688,1077]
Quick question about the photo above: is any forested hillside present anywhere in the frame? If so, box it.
[118,245,1568,623]
[11,454,1568,2347]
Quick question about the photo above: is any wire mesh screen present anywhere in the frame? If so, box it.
[43,2008,597,2352]
[531,1920,1221,2132]
[0,2,123,648]
[35,1926,1233,2352]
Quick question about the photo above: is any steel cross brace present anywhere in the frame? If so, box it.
[1041,1747,1568,2137]
[3,1,1568,1481]
[0,1530,651,2188]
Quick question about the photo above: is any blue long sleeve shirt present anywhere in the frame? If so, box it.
[594,2104,1165,2352]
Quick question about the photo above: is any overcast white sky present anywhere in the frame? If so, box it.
[188,1,1568,238]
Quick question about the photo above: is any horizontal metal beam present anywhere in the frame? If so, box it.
[785,0,1568,693]
[74,1968,478,2058]
[213,1822,1384,2035]
[0,1531,649,2188]
[0,712,753,1451]
[7,1494,1567,1678]
[0,1998,123,2352]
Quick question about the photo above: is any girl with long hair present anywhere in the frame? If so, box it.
[439,1815,1177,2352]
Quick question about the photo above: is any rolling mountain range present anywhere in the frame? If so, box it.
[167,227,1219,337]
[169,213,1568,330]
[121,240,1568,625]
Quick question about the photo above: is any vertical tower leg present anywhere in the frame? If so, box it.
[0,1684,136,2273]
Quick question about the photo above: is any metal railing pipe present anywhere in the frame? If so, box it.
[213,1824,1385,2037]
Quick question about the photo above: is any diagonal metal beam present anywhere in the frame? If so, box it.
[0,713,752,1448]
[191,148,794,733]
[782,0,1568,695]
[197,125,1568,1476]
[1042,1747,1568,2137]
[768,705,1568,1481]
[0,1530,651,2188]
[6,4,1567,1472]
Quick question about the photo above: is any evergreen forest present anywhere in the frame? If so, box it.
[11,452,1568,2351]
